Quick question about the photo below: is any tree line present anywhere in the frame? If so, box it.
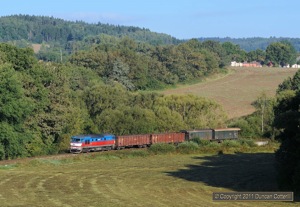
[198,37,300,52]
[0,15,180,46]
[68,38,232,90]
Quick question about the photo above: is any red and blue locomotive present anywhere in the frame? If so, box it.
[70,134,116,153]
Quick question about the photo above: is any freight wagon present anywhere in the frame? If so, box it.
[181,128,240,142]
[116,134,151,150]
[181,129,213,140]
[151,132,185,144]
[213,128,240,141]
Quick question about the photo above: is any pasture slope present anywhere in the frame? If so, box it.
[162,67,298,119]
[0,152,298,207]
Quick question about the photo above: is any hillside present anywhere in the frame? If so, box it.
[2,15,300,53]
[162,67,299,119]
[0,15,180,46]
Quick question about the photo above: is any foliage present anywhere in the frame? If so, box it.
[274,114,300,194]
[177,141,199,153]
[252,92,276,136]
[221,140,241,148]
[190,138,211,146]
[148,143,176,154]
[237,139,256,147]
[222,42,247,62]
[277,70,300,92]
[265,42,297,67]
[273,70,300,194]
[229,93,276,139]
[70,37,224,90]
[0,43,230,159]
[246,49,266,64]
[0,14,180,48]
[198,37,300,52]
[1,15,300,68]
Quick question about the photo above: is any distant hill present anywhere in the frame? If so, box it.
[0,15,181,46]
[1,15,300,53]
[198,37,300,52]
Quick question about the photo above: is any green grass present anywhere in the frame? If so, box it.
[0,147,298,207]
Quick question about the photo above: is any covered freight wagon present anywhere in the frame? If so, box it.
[151,132,185,144]
[181,129,213,140]
[116,134,151,149]
[213,128,240,141]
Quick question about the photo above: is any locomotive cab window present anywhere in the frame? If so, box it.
[72,138,81,143]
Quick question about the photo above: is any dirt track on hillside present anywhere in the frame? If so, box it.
[162,67,298,119]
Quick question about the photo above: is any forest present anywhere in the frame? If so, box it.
[0,14,299,194]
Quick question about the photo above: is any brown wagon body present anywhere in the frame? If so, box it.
[116,134,151,149]
[151,132,185,144]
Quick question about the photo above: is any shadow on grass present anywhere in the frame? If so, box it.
[166,153,278,191]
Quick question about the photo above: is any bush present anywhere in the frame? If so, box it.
[221,140,241,148]
[206,141,219,148]
[148,143,176,154]
[190,138,211,146]
[238,139,256,147]
[177,142,199,154]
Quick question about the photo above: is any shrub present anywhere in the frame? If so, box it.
[190,138,211,146]
[221,140,241,148]
[206,141,219,148]
[238,139,256,147]
[177,141,199,154]
[148,143,176,154]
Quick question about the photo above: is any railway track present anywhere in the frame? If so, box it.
[0,147,148,166]
[0,152,78,166]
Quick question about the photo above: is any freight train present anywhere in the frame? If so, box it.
[70,128,240,153]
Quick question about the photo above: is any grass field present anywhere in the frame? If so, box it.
[0,149,298,207]
[162,67,298,118]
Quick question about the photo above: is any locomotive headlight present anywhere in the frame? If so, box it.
[71,143,82,147]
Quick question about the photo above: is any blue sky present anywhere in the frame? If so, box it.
[1,0,299,39]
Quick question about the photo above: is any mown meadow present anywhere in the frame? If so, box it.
[0,141,298,207]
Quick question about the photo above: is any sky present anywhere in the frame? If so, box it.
[1,0,299,39]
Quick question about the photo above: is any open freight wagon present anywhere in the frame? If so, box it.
[116,134,151,149]
[115,132,185,149]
